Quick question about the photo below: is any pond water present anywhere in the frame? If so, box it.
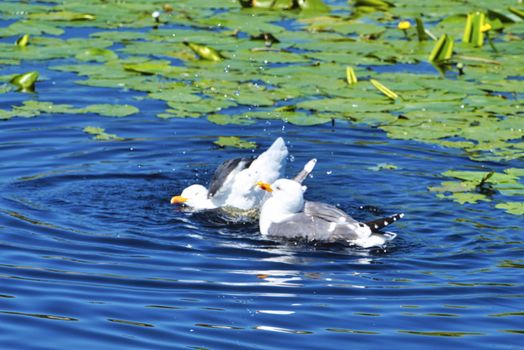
[1,74,523,349]
[1,1,524,349]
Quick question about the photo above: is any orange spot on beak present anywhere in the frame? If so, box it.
[170,195,188,205]
[256,181,273,193]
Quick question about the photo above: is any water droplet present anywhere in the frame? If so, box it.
[326,170,332,175]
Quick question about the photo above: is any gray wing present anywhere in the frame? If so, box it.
[208,157,253,198]
[304,201,360,225]
[267,212,361,242]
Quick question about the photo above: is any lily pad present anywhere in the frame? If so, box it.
[76,48,118,62]
[29,11,96,22]
[83,126,123,141]
[495,202,524,215]
[437,192,490,205]
[214,136,257,149]
[183,42,224,62]
[83,104,139,117]
[207,113,255,126]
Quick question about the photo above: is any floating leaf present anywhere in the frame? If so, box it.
[283,112,332,126]
[428,180,477,194]
[15,34,30,47]
[83,126,123,141]
[495,202,524,215]
[207,114,255,126]
[83,104,139,117]
[370,79,399,100]
[123,61,175,75]
[438,192,490,205]
[29,11,96,21]
[443,170,518,184]
[299,0,331,12]
[76,48,117,62]
[10,71,39,92]
[214,136,257,149]
[183,41,224,62]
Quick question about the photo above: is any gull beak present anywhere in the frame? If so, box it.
[170,195,188,205]
[256,181,273,193]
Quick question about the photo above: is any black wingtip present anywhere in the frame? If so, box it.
[364,213,404,232]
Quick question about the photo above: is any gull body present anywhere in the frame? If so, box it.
[258,179,402,248]
[171,137,288,210]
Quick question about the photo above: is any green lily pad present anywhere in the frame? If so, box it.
[123,60,177,75]
[437,192,490,205]
[76,48,118,62]
[428,180,477,194]
[207,113,255,126]
[183,41,224,62]
[443,170,518,184]
[83,104,139,117]
[495,202,524,215]
[214,136,257,149]
[29,11,96,22]
[283,112,333,126]
[83,126,124,141]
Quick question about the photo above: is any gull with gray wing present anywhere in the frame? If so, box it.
[257,178,403,248]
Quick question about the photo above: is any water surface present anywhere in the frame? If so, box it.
[1,4,523,350]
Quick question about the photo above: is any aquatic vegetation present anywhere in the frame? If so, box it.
[9,71,38,92]
[429,169,524,209]
[0,0,522,214]
[214,136,257,149]
[83,126,124,141]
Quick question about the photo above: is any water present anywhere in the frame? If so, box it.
[1,19,523,350]
[2,78,523,349]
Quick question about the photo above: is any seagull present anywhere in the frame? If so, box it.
[256,178,403,248]
[170,137,288,210]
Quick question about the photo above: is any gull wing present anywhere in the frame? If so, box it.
[208,157,253,198]
[304,201,360,225]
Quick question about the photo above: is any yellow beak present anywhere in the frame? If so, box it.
[170,195,188,204]
[256,181,273,193]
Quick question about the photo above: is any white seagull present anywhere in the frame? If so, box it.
[256,178,403,248]
[171,137,288,211]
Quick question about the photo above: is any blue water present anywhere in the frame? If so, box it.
[1,9,524,350]
[2,76,523,349]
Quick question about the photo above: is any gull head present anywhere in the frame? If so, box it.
[170,184,215,209]
[258,178,306,214]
